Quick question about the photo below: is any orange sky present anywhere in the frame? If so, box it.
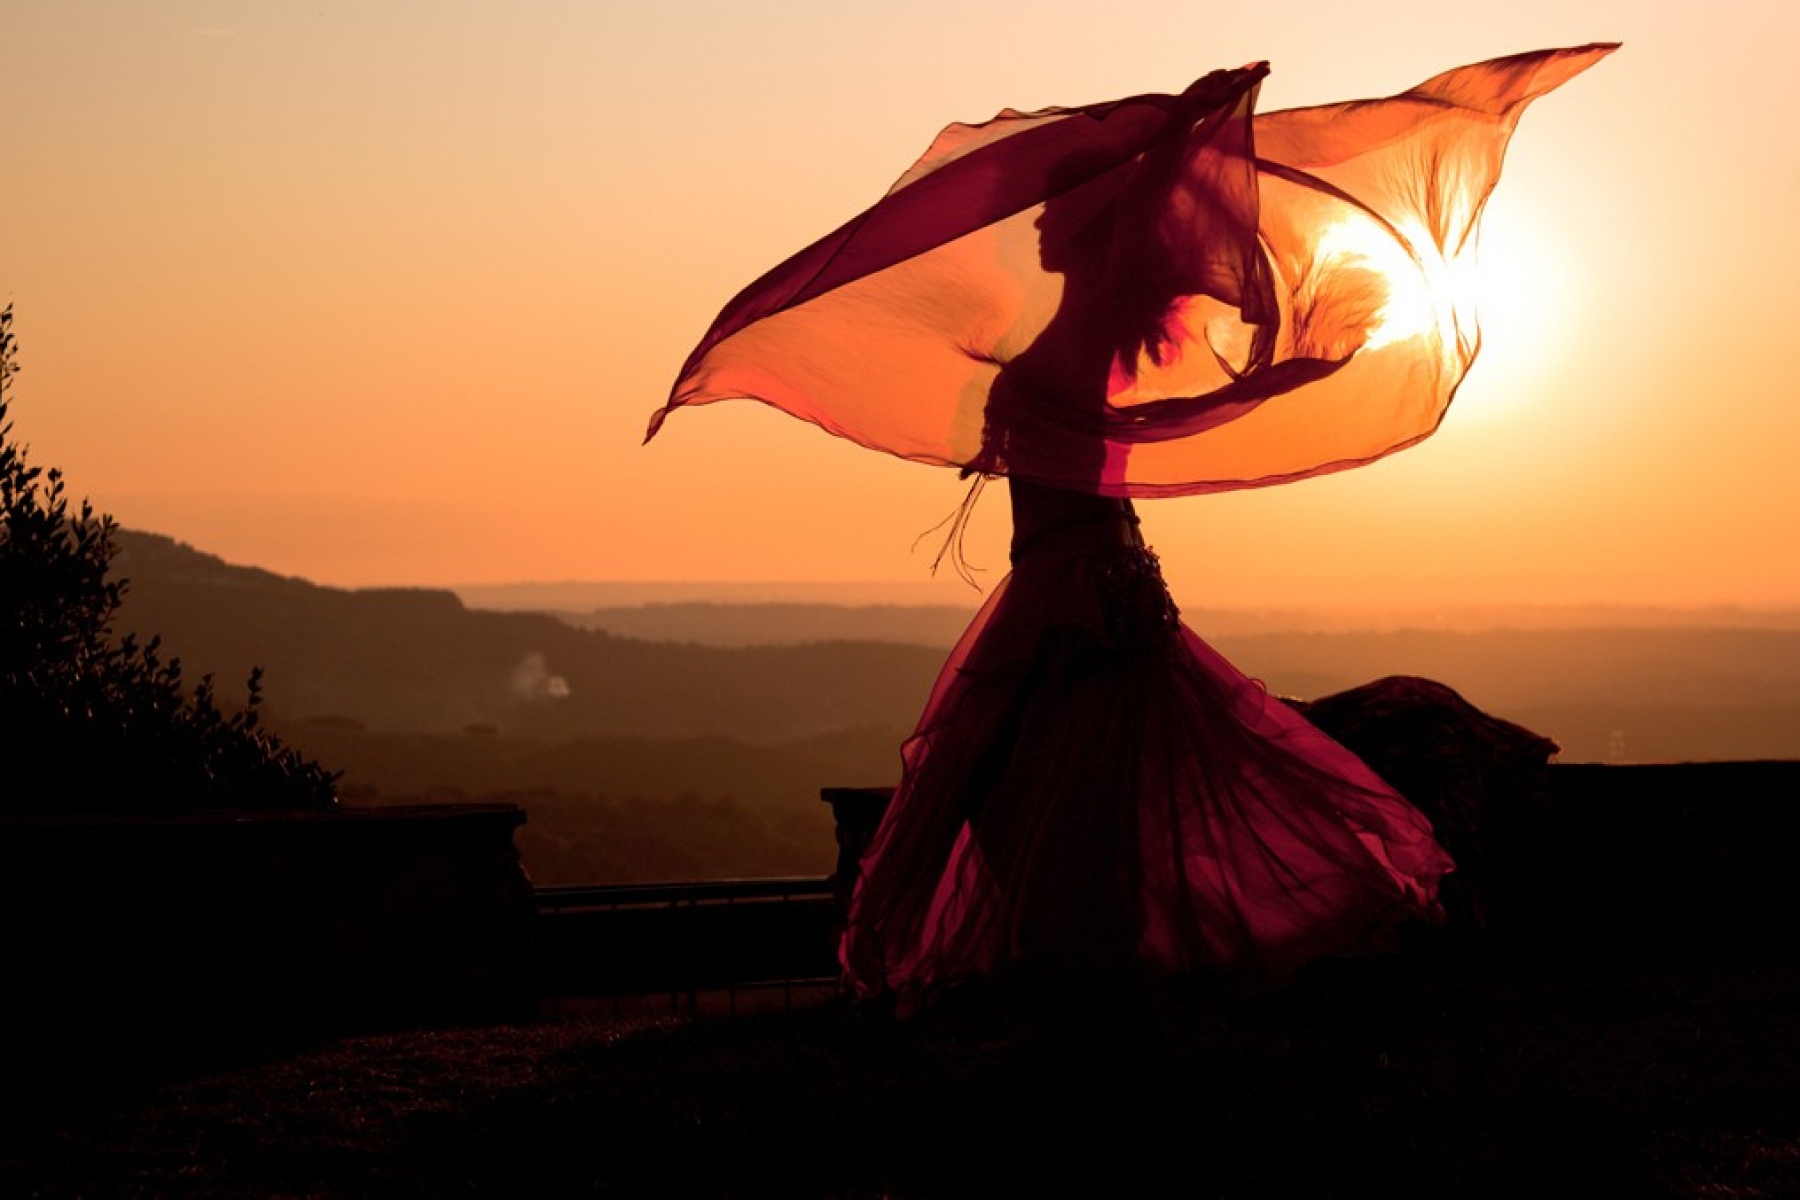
[4,2,1797,611]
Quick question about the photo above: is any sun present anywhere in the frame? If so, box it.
[1304,190,1575,428]
[1454,194,1580,424]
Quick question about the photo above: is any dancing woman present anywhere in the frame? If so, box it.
[649,47,1614,1008]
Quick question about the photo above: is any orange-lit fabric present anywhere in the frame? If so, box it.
[651,45,1615,496]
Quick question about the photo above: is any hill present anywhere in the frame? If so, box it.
[114,530,1800,765]
[109,531,1800,881]
[549,602,978,648]
[553,598,1800,645]
[112,531,943,742]
[110,533,931,882]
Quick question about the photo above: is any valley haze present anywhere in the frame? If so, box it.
[112,530,1800,885]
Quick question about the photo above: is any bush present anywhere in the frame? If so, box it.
[0,305,337,812]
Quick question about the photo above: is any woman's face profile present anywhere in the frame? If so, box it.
[1032,160,1122,277]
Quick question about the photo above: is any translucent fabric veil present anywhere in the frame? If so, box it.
[649,45,1616,496]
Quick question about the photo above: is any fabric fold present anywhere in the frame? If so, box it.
[652,45,1616,497]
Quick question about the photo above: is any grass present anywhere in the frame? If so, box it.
[3,951,1798,1197]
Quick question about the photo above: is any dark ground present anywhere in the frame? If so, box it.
[4,949,1798,1197]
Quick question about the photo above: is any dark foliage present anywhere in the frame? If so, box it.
[0,306,336,812]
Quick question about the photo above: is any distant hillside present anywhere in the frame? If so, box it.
[112,530,1800,765]
[112,531,942,741]
[108,531,1800,882]
[488,594,1800,643]
[455,579,967,610]
[1217,628,1800,712]
[1215,629,1800,762]
[296,723,901,884]
[554,603,979,648]
[562,609,1800,704]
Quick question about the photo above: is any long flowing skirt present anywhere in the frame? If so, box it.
[841,537,1452,1004]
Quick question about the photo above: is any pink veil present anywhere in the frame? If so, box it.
[650,45,1616,497]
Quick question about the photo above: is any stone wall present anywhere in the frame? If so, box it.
[0,803,534,1036]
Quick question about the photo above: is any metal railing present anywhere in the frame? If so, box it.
[534,876,840,1017]
[536,876,834,911]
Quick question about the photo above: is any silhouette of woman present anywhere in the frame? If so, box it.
[650,48,1614,1009]
[837,140,1451,1004]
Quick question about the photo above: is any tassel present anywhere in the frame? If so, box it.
[913,474,990,591]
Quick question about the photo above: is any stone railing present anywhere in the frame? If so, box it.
[816,765,1800,960]
[9,750,1795,1038]
[0,803,534,1035]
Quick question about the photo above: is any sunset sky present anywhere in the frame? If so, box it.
[4,1,1796,612]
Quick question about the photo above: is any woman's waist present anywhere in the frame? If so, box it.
[1009,509,1145,564]
[1007,478,1144,564]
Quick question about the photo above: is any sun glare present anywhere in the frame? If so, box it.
[1309,209,1452,355]
[1303,195,1570,427]
[1460,198,1578,408]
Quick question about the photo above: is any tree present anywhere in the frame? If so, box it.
[0,305,337,811]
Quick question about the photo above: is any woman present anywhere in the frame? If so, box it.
[650,47,1614,1008]
[840,477,1449,1006]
